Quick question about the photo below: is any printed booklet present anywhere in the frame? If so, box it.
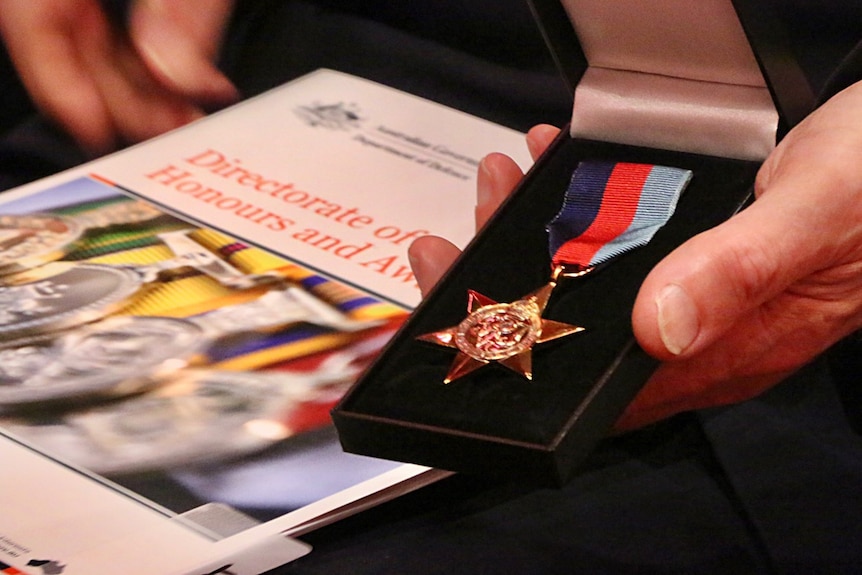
[0,69,531,575]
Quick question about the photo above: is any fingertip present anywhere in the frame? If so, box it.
[477,153,525,192]
[476,154,496,210]
[633,248,714,362]
[632,275,675,361]
[526,124,561,160]
[408,236,462,298]
[77,131,118,158]
[480,151,518,170]
[112,97,207,145]
[475,152,525,227]
[654,283,701,355]
[633,207,789,361]
[41,88,118,156]
[632,233,719,361]
[130,0,238,103]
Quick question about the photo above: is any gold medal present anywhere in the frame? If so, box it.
[418,161,693,384]
[418,283,583,382]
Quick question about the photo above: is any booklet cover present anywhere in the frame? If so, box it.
[0,69,531,575]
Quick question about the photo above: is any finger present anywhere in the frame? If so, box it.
[614,366,789,432]
[411,141,547,298]
[618,286,835,432]
[408,236,462,297]
[525,124,560,161]
[631,191,816,361]
[0,1,117,153]
[74,12,206,144]
[618,317,783,431]
[475,153,525,229]
[129,0,238,103]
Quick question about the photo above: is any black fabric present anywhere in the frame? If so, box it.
[221,1,570,131]
[0,40,34,135]
[274,362,862,575]
[699,365,862,573]
[0,117,86,192]
[828,334,862,435]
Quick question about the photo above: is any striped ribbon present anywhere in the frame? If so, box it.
[55,196,192,260]
[192,229,403,321]
[548,161,692,271]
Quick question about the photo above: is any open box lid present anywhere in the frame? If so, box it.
[529,0,816,160]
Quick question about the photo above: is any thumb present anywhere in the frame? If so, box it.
[129,0,238,102]
[632,193,808,360]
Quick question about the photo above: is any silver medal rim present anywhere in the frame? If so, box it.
[1,369,297,474]
[0,315,204,406]
[0,213,84,275]
[0,263,143,339]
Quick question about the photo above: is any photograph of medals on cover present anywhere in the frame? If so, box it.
[0,175,411,520]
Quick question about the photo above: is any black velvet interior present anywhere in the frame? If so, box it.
[333,132,761,484]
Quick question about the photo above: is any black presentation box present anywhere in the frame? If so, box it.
[332,0,815,486]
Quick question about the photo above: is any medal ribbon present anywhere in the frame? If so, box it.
[548,161,692,270]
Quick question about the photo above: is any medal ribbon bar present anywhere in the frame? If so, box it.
[548,161,692,273]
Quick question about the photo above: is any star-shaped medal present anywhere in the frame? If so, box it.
[417,284,584,383]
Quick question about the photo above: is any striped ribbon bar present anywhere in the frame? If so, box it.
[195,229,403,321]
[547,161,692,271]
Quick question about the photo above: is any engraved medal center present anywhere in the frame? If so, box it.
[455,301,541,361]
